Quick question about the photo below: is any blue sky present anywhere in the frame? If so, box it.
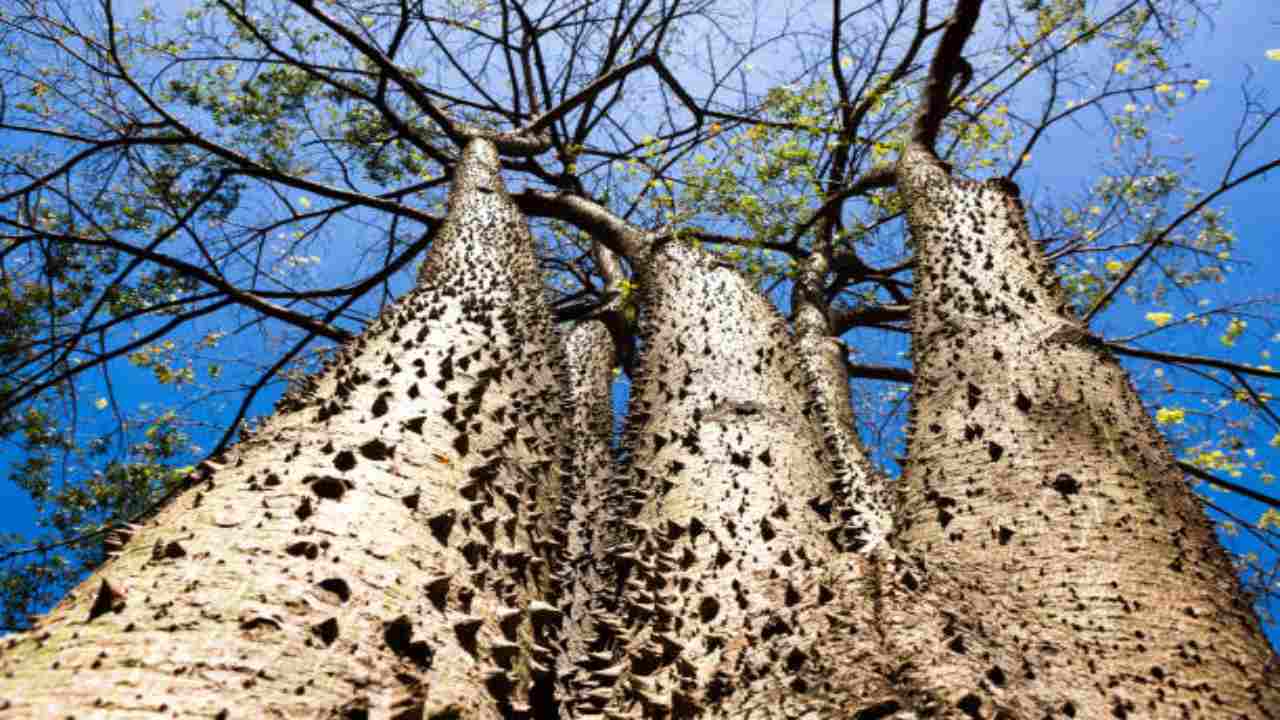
[1,0,1278,650]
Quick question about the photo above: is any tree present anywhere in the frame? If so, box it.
[0,0,1278,716]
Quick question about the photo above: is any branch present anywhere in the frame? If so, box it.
[1106,343,1280,382]
[1084,156,1280,323]
[283,0,549,156]
[912,0,982,151]
[2,223,351,342]
[514,189,649,258]
[1179,462,1280,512]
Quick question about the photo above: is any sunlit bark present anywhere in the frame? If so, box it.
[0,139,567,718]
[894,140,1280,716]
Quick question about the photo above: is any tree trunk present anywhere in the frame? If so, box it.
[891,141,1280,717]
[2,136,1278,720]
[579,239,893,718]
[0,139,568,719]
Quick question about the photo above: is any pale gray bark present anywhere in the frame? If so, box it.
[892,139,1280,717]
[793,250,892,553]
[0,139,567,718]
[1,116,1277,720]
[572,240,892,718]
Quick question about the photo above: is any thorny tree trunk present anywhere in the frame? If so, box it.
[2,137,1279,720]
[0,139,570,718]
[891,141,1280,716]
[564,240,896,718]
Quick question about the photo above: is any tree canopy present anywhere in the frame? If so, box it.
[0,0,1277,642]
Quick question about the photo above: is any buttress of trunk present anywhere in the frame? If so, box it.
[0,139,568,719]
[577,240,891,718]
[793,252,892,553]
[895,142,1280,716]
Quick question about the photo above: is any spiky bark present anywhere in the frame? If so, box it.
[0,139,567,718]
[893,141,1280,716]
[562,239,894,718]
[793,250,892,553]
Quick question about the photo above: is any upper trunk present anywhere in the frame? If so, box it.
[894,142,1280,716]
[0,139,568,718]
[793,252,892,553]
[575,240,891,718]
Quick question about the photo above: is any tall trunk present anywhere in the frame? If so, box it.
[557,319,624,718]
[0,139,568,718]
[793,250,892,553]
[585,240,891,718]
[894,141,1280,716]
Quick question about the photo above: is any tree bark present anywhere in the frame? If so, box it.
[578,239,893,718]
[893,140,1280,717]
[0,139,568,718]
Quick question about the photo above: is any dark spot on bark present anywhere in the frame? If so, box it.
[986,665,1007,687]
[699,596,720,623]
[998,526,1014,545]
[785,647,807,672]
[948,635,967,654]
[967,383,982,410]
[403,417,426,435]
[758,449,773,467]
[760,518,776,542]
[1015,392,1032,412]
[428,510,456,546]
[88,579,126,621]
[371,393,390,418]
[1052,473,1081,498]
[358,439,392,461]
[1151,666,1165,680]
[1061,701,1077,717]
[484,671,514,702]
[291,496,314,523]
[154,540,186,560]
[337,701,369,720]
[987,441,1004,462]
[452,617,483,656]
[384,615,434,669]
[333,451,357,472]
[760,615,791,640]
[402,492,420,511]
[318,578,350,603]
[309,476,349,501]
[287,541,320,560]
[452,433,470,458]
[901,571,919,592]
[688,517,706,539]
[312,618,339,646]
[730,451,751,469]
[929,423,943,433]
[425,576,450,612]
[240,616,281,632]
[938,509,955,529]
[957,694,982,719]
[854,701,902,720]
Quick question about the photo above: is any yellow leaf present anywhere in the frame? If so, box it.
[1193,79,1210,91]
[1145,312,1173,327]
[1266,49,1280,61]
